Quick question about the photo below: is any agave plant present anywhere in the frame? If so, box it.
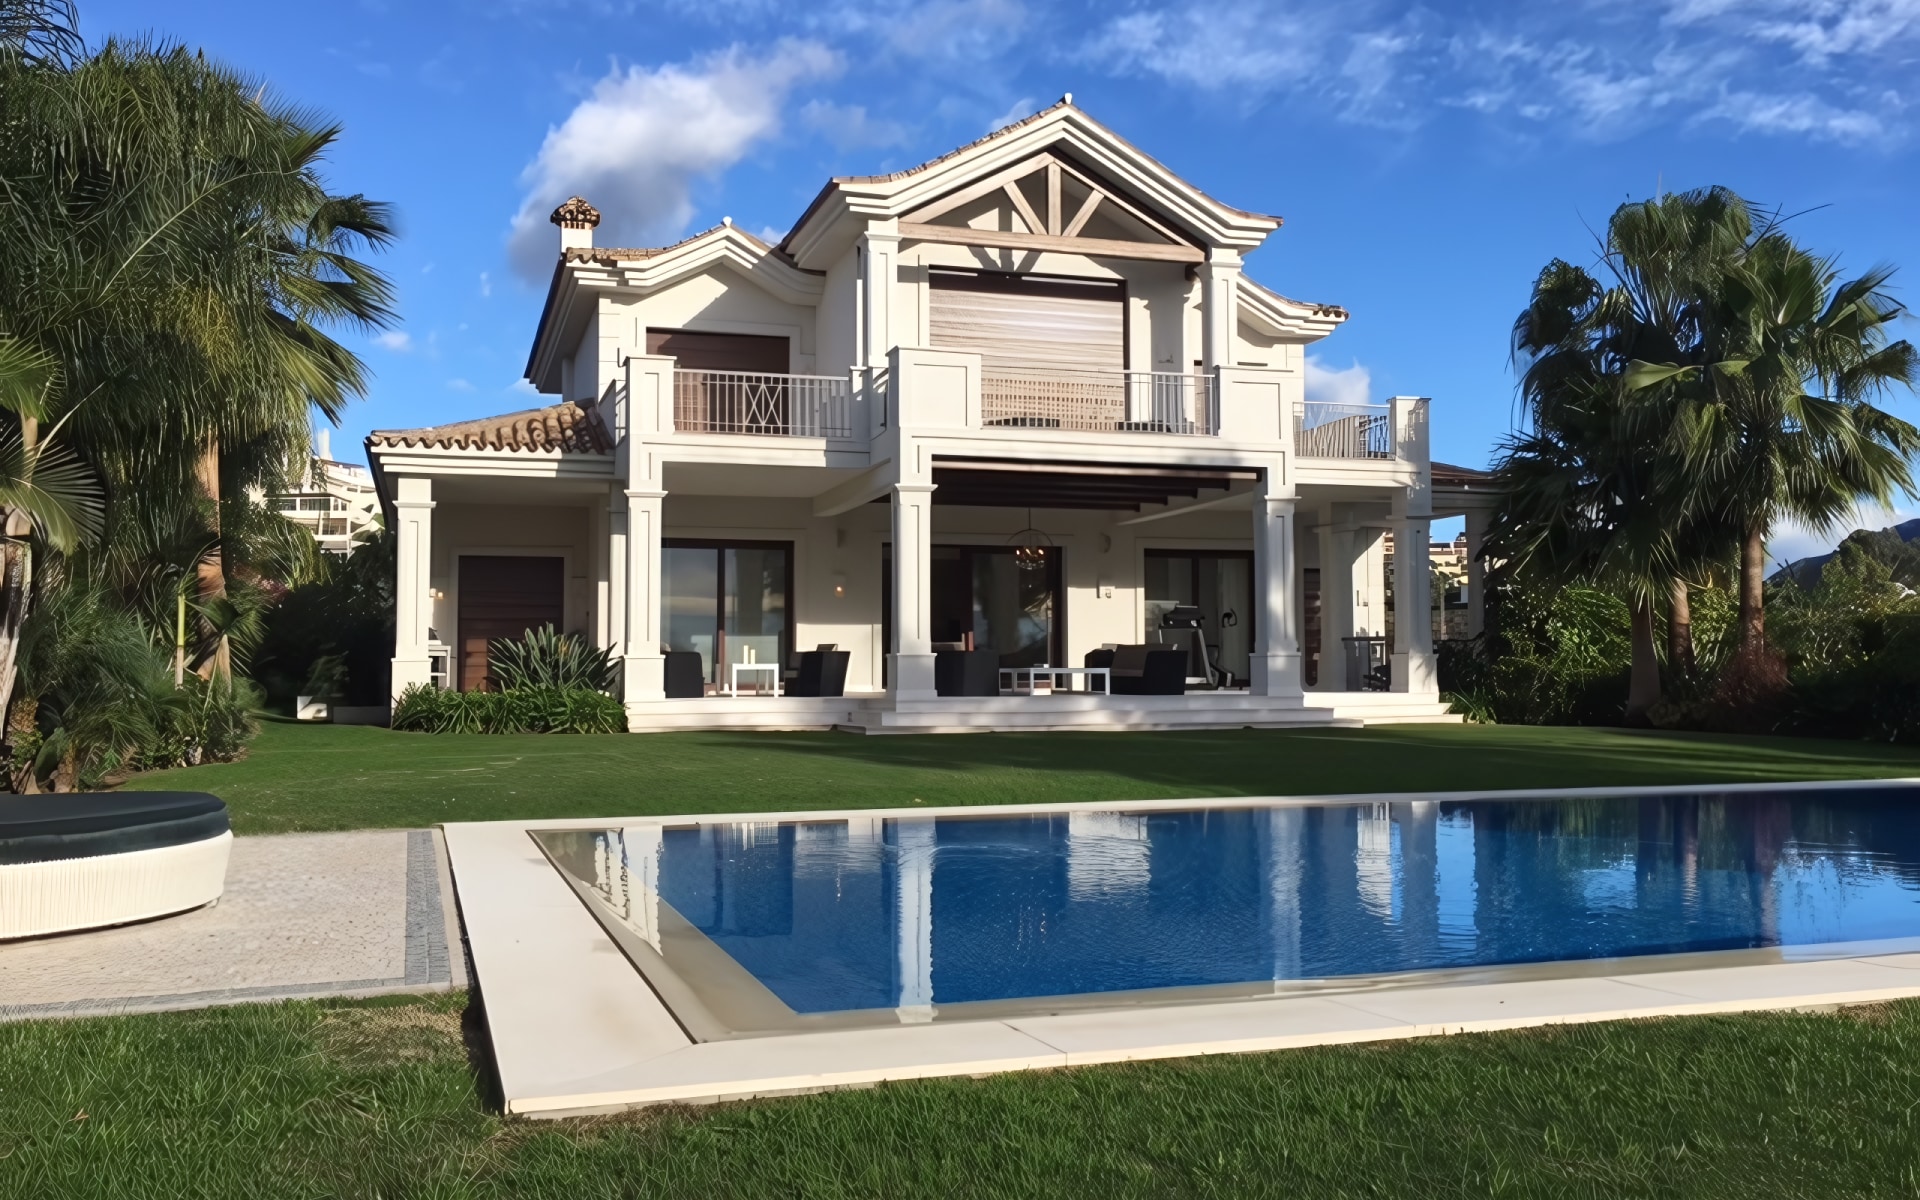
[486,624,616,692]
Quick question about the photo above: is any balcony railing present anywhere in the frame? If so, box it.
[980,369,1217,435]
[1295,401,1392,459]
[673,370,854,438]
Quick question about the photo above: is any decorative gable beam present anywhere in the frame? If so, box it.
[896,222,1204,263]
[1000,182,1045,236]
[905,151,1194,250]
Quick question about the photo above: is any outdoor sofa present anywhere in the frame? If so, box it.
[1084,646,1188,695]
[1,791,232,939]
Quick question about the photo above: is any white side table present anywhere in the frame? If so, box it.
[728,662,782,697]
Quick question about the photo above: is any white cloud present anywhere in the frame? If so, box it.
[446,378,476,392]
[801,99,910,149]
[506,40,840,279]
[478,271,492,299]
[374,330,412,352]
[1768,502,1920,565]
[1305,355,1373,408]
[1078,0,1914,144]
[984,95,1036,131]
[510,378,541,396]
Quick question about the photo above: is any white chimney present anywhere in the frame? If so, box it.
[550,196,600,254]
[315,428,331,462]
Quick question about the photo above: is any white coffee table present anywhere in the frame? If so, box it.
[728,662,782,697]
[999,666,1111,696]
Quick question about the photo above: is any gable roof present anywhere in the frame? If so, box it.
[779,100,1285,268]
[368,398,612,455]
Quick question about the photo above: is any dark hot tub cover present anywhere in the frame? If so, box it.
[0,792,229,866]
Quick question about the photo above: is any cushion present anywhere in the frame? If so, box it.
[0,792,229,866]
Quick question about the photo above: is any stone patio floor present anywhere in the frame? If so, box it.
[0,829,464,1021]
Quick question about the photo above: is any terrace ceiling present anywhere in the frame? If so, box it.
[927,457,1258,510]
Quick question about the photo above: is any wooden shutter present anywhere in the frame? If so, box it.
[928,272,1124,373]
[645,329,790,374]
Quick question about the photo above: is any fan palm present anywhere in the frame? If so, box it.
[1665,239,1920,657]
[0,25,393,709]
[1491,190,1749,719]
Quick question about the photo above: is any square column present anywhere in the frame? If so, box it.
[621,488,666,701]
[1391,516,1437,693]
[889,482,937,700]
[859,224,899,370]
[389,475,434,700]
[1314,515,1355,692]
[1198,251,1241,372]
[606,487,629,656]
[1464,505,1489,639]
[1250,480,1302,698]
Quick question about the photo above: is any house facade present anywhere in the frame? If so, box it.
[367,101,1493,732]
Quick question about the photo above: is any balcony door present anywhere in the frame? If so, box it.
[648,329,791,434]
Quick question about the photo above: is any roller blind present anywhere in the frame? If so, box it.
[928,272,1124,373]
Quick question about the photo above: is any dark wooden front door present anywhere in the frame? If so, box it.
[458,555,564,691]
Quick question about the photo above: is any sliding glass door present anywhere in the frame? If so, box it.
[663,541,793,686]
[1144,550,1253,687]
[882,544,1065,675]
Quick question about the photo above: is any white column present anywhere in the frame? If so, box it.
[606,488,629,660]
[860,224,899,369]
[889,482,937,700]
[1391,395,1437,694]
[389,475,434,700]
[1315,514,1355,692]
[1464,505,1489,639]
[1250,474,1303,698]
[622,488,665,701]
[1391,514,1436,692]
[1199,251,1242,372]
[894,817,935,1022]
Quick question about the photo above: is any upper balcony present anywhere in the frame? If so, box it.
[616,351,1427,479]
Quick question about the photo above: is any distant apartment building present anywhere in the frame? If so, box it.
[269,430,381,556]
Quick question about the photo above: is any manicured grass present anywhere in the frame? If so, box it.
[6,991,1920,1198]
[123,719,1920,833]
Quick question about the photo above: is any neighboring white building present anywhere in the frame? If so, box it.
[368,101,1493,732]
[270,430,382,556]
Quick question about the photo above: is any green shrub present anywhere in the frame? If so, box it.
[391,684,625,734]
[487,624,615,692]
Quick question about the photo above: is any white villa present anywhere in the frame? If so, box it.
[367,101,1493,733]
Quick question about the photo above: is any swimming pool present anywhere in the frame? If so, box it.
[534,785,1920,1039]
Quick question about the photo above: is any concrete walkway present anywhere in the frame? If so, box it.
[0,829,465,1021]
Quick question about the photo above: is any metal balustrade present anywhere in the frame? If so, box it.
[673,370,854,438]
[980,369,1217,434]
[1294,401,1393,459]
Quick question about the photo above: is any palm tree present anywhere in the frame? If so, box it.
[0,338,104,723]
[1632,235,1920,704]
[0,28,393,713]
[1491,190,1750,719]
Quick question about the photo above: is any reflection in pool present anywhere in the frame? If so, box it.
[535,787,1920,1022]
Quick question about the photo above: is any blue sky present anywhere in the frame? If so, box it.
[92,0,1920,559]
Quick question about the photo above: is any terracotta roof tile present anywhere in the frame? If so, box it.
[370,398,611,454]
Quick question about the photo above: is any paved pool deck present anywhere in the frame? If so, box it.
[446,779,1920,1118]
[0,829,464,1021]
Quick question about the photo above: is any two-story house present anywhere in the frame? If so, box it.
[368,101,1493,732]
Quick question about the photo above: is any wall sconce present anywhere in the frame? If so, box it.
[428,587,445,601]
[831,573,847,599]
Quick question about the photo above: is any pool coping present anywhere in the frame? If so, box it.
[444,777,1920,1118]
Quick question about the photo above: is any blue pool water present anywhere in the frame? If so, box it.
[549,786,1920,1016]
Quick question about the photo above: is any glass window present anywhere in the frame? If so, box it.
[664,542,791,686]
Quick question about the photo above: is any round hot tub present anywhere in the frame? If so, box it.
[1,792,232,939]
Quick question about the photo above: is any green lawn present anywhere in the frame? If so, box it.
[123,718,1920,833]
[6,991,1920,1198]
[19,721,1917,1196]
